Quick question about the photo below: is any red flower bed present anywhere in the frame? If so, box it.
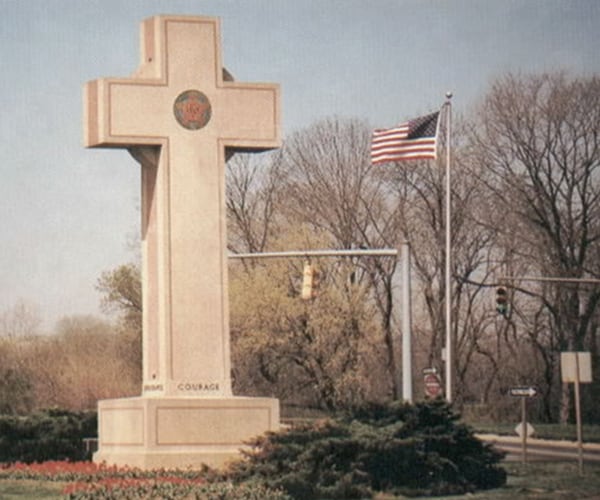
[0,460,290,499]
[63,475,206,495]
[0,460,206,494]
[1,460,111,476]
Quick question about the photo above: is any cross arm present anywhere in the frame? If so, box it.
[217,82,281,152]
[84,78,166,148]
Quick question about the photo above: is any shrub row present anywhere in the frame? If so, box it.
[0,408,96,463]
[0,401,505,498]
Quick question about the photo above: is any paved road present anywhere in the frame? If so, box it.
[478,434,600,463]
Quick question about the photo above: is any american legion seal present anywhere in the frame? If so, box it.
[173,90,212,130]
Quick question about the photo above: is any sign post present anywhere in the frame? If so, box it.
[561,352,592,476]
[509,386,538,464]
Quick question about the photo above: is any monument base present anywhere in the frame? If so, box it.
[93,396,279,469]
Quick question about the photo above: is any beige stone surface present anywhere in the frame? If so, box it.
[94,396,279,469]
[85,15,279,397]
[84,15,281,468]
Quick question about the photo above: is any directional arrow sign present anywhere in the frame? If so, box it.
[509,386,538,398]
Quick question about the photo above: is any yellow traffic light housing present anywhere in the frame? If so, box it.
[301,262,319,300]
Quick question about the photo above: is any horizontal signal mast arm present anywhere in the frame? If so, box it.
[500,276,600,285]
[229,249,398,259]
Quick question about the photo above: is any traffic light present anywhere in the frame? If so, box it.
[301,263,315,300]
[301,263,319,300]
[496,286,508,315]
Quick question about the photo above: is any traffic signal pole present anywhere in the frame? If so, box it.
[401,242,413,402]
[230,249,398,259]
[500,276,600,285]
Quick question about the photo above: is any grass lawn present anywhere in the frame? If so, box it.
[375,462,600,499]
[0,479,65,499]
[458,462,600,499]
[1,462,600,499]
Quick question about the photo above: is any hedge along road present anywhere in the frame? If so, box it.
[479,434,600,462]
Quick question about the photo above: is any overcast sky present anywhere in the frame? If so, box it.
[1,0,599,331]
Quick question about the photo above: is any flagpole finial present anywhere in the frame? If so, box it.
[445,91,453,100]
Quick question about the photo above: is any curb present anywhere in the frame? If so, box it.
[477,433,600,451]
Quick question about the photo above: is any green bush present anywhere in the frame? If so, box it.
[0,409,97,463]
[228,399,506,499]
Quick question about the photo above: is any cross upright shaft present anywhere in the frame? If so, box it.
[84,15,280,398]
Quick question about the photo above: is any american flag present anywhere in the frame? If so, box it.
[371,111,440,165]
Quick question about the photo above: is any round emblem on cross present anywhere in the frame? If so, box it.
[173,90,212,130]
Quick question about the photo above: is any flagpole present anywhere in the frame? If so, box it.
[444,92,453,403]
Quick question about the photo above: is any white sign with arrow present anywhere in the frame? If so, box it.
[509,386,538,398]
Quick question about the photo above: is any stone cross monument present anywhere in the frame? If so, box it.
[84,15,280,469]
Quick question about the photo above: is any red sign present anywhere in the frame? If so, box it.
[424,373,442,398]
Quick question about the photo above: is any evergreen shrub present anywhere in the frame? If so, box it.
[0,408,97,463]
[228,399,506,499]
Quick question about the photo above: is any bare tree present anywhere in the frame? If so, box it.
[278,117,402,399]
[226,118,401,405]
[470,72,600,421]
[28,315,139,410]
[227,115,501,408]
[0,299,41,338]
[226,151,284,255]
[383,135,498,407]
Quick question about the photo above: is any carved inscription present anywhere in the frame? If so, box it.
[143,384,164,392]
[177,382,220,392]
